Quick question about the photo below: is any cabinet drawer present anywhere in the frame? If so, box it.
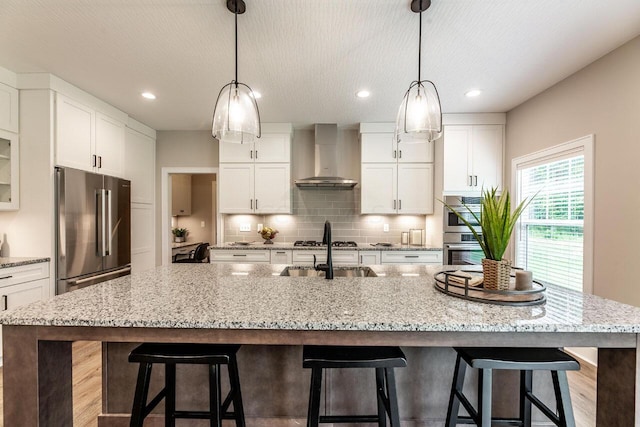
[270,250,292,264]
[381,251,442,265]
[292,250,358,266]
[209,250,270,264]
[0,262,49,288]
[0,278,46,311]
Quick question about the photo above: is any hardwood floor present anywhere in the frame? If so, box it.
[0,343,597,426]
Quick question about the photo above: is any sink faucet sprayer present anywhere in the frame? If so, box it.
[314,221,333,279]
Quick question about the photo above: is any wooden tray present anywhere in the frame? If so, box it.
[434,270,546,306]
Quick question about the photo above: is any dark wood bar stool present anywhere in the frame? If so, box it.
[128,343,245,427]
[303,345,407,427]
[445,347,580,427]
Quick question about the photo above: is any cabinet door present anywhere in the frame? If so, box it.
[0,82,18,133]
[219,140,253,162]
[55,94,95,172]
[125,128,155,204]
[254,134,290,163]
[397,140,434,163]
[292,250,326,266]
[131,203,155,273]
[95,113,125,177]
[361,163,397,214]
[358,251,381,265]
[443,126,472,194]
[397,163,434,214]
[0,130,19,210]
[255,163,291,214]
[270,250,293,264]
[218,164,255,213]
[361,133,395,163]
[171,174,192,216]
[471,125,503,191]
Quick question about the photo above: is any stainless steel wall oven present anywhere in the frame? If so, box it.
[443,196,483,265]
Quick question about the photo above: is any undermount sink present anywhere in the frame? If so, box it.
[280,266,378,278]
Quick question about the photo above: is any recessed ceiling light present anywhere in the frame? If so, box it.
[252,91,262,99]
[356,90,371,98]
[141,92,156,100]
[465,89,482,98]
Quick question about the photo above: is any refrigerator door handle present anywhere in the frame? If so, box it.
[101,189,107,257]
[107,189,113,256]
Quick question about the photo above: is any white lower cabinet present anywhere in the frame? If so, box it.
[0,261,49,364]
[381,251,443,265]
[292,250,359,266]
[270,250,293,264]
[358,251,381,265]
[209,250,271,264]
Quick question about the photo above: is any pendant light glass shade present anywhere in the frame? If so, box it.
[395,80,442,143]
[212,81,261,143]
[211,0,261,144]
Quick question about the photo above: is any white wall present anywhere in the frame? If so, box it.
[505,35,640,305]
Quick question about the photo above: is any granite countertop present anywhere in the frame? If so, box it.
[3,263,640,334]
[0,257,50,269]
[211,242,441,251]
[171,241,203,249]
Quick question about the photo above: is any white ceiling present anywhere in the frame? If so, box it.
[1,0,639,131]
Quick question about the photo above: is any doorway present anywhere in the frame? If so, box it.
[161,167,220,265]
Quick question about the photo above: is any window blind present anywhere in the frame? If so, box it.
[516,155,584,292]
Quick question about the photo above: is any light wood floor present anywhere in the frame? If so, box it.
[0,342,597,426]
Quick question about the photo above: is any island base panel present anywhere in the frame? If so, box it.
[597,347,637,426]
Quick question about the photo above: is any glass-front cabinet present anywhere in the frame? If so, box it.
[0,130,19,210]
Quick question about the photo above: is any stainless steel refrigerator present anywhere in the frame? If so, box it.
[55,167,131,294]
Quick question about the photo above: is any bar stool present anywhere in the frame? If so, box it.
[128,343,245,427]
[445,347,580,427]
[303,345,407,427]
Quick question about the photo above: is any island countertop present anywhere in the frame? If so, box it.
[3,263,640,334]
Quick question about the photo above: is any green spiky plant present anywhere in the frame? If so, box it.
[441,187,533,261]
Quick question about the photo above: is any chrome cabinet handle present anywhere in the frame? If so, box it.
[2,295,7,311]
[405,255,419,258]
[255,199,258,210]
[250,199,253,210]
[255,150,258,159]
[399,200,402,210]
[92,155,97,167]
[393,199,396,210]
[0,275,12,280]
[393,150,397,159]
[98,156,102,168]
[468,175,472,186]
[233,254,247,257]
[250,150,253,159]
[473,175,478,186]
[399,150,402,159]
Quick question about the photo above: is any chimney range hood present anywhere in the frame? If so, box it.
[294,124,358,189]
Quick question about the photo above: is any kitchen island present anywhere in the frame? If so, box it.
[1,263,640,426]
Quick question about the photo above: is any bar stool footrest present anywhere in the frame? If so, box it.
[173,410,239,420]
[456,416,523,425]
[319,415,381,423]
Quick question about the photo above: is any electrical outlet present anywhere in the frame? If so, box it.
[257,223,263,232]
[383,223,389,232]
[240,224,251,232]
[200,221,206,228]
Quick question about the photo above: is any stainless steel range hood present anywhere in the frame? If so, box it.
[294,124,358,189]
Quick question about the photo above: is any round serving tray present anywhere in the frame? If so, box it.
[434,270,546,307]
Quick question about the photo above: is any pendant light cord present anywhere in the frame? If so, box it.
[418,4,422,83]
[234,0,238,85]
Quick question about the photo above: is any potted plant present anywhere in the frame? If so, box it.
[441,187,532,290]
[258,226,279,244]
[172,227,188,243]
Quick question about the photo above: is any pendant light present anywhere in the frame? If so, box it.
[212,0,261,144]
[395,0,442,144]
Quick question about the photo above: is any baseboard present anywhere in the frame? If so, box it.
[566,346,598,367]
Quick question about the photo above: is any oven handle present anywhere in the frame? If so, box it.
[445,244,482,250]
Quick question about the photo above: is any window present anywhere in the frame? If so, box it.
[512,135,594,293]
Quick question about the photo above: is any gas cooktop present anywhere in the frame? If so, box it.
[293,240,358,247]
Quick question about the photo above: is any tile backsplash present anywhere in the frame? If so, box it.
[223,188,430,244]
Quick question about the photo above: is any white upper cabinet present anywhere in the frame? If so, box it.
[218,124,292,214]
[443,124,503,195]
[95,112,125,177]
[0,82,18,133]
[361,133,433,163]
[0,130,19,210]
[219,133,291,163]
[360,126,434,214]
[55,93,125,177]
[124,127,155,204]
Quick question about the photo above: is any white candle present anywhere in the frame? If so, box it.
[515,270,533,291]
